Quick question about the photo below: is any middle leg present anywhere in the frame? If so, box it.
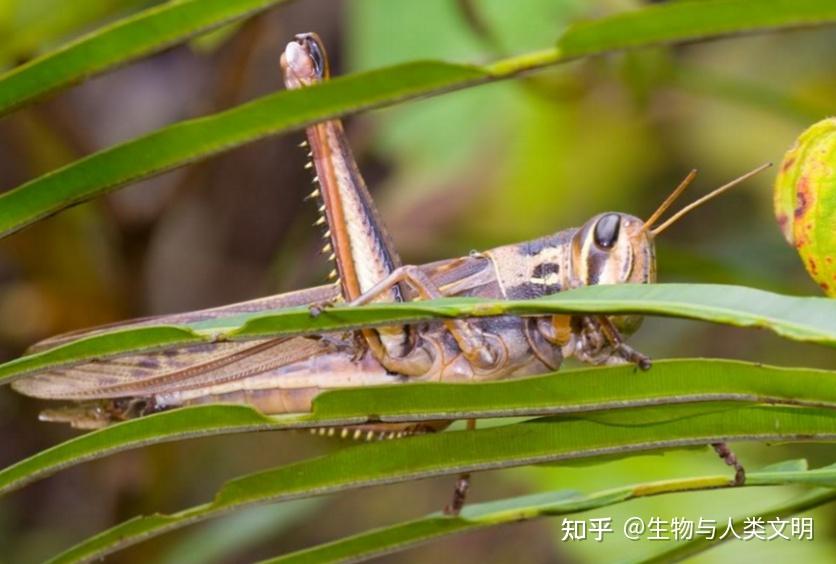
[350,265,507,371]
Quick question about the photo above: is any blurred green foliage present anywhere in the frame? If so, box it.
[0,0,155,66]
[0,0,834,563]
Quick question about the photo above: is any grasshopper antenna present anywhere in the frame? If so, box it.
[641,169,698,233]
[648,162,772,237]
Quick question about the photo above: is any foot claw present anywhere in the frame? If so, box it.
[712,442,746,486]
[308,299,337,317]
[443,474,471,516]
[615,343,651,370]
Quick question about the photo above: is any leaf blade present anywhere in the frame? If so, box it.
[3,0,836,238]
[231,284,836,346]
[556,0,836,57]
[0,0,292,116]
[45,405,836,563]
[4,359,835,496]
[0,60,488,238]
[263,475,836,564]
[1,284,834,386]
[637,486,836,563]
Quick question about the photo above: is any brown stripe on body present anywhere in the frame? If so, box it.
[485,229,575,300]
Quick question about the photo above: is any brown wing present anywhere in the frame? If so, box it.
[419,254,502,299]
[27,284,340,354]
[14,257,499,402]
[12,336,342,400]
[14,284,343,401]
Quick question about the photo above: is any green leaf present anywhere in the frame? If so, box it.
[555,0,836,58]
[261,469,836,564]
[0,0,149,66]
[1,284,834,386]
[4,359,835,497]
[0,0,291,116]
[0,60,488,239]
[637,486,836,563]
[44,405,836,563]
[229,283,836,345]
[158,499,324,564]
[3,0,836,238]
[758,458,809,473]
[0,403,279,497]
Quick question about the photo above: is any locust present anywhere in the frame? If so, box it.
[11,33,766,514]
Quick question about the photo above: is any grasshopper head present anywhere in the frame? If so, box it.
[570,212,656,288]
[281,32,329,89]
[569,164,772,290]
[568,212,655,338]
[567,165,771,337]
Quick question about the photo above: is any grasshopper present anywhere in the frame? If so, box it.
[12,33,764,513]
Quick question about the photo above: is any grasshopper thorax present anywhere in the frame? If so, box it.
[569,212,656,288]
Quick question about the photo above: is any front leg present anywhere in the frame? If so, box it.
[595,316,652,370]
[576,316,651,370]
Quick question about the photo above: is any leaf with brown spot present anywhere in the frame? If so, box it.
[774,117,836,296]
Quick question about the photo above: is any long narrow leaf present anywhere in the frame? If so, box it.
[555,0,836,57]
[1,284,834,385]
[3,359,835,496]
[228,284,836,345]
[2,0,836,238]
[0,0,291,116]
[0,60,486,238]
[45,405,836,563]
[637,487,836,563]
[262,462,836,564]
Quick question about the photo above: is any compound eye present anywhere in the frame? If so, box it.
[593,213,621,249]
[305,38,325,77]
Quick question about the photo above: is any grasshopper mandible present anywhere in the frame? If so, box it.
[12,33,765,513]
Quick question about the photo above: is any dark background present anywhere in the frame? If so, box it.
[0,1,834,562]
